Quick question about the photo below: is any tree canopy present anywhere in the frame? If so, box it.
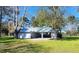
[32,6,65,33]
[0,6,17,37]
[32,8,50,27]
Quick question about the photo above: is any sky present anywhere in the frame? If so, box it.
[18,6,40,20]
[64,6,79,18]
[18,6,79,20]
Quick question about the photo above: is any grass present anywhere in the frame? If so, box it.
[0,36,79,53]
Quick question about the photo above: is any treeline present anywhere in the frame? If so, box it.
[0,6,79,37]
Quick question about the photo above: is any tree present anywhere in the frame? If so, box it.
[32,6,65,32]
[66,15,78,36]
[8,19,15,36]
[18,16,30,27]
[77,26,79,32]
[48,6,65,33]
[32,6,65,39]
[32,8,50,27]
[0,6,17,37]
[67,15,76,24]
[18,7,30,27]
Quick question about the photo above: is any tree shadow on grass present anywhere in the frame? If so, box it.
[0,40,16,43]
[0,43,49,53]
[0,37,16,43]
[0,37,15,40]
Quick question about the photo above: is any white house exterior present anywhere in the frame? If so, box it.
[18,26,57,39]
[18,32,31,38]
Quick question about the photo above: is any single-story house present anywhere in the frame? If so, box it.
[18,26,57,39]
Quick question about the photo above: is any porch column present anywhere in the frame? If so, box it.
[41,32,43,38]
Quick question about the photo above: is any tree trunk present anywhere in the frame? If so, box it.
[0,18,1,37]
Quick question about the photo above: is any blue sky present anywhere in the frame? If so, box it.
[18,6,40,20]
[64,6,79,18]
[18,6,79,20]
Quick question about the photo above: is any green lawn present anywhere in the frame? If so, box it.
[0,36,79,53]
